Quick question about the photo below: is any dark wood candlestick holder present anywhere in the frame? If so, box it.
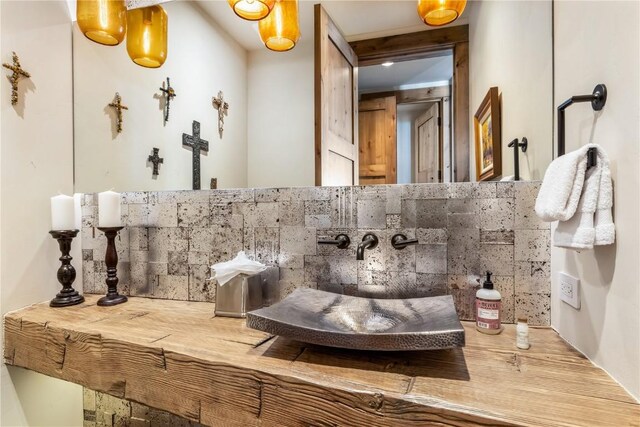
[49,230,85,307]
[97,226,127,306]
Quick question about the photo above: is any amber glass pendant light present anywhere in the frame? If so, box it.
[258,0,300,52]
[228,0,275,21]
[418,0,467,27]
[126,5,168,68]
[77,0,127,46]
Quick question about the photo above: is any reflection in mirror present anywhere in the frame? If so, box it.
[73,0,552,193]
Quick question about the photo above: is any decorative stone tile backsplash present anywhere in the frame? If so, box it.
[81,182,551,325]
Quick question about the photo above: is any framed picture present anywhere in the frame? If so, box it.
[474,87,501,181]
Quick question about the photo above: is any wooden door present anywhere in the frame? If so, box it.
[414,103,441,183]
[358,96,397,185]
[314,4,359,186]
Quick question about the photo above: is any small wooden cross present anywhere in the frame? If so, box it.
[212,91,229,138]
[148,147,164,176]
[182,120,209,190]
[2,52,31,105]
[108,92,128,133]
[159,77,176,124]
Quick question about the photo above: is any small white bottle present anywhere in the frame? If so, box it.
[516,317,530,349]
[476,271,503,334]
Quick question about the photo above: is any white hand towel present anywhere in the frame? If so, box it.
[536,144,615,249]
[535,145,591,222]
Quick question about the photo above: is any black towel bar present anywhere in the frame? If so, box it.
[557,84,606,168]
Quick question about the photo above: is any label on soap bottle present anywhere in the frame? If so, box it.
[476,298,501,330]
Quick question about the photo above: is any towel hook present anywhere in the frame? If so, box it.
[557,84,606,168]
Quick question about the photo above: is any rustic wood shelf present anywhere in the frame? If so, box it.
[4,295,638,426]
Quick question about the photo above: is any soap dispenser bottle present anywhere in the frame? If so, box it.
[476,271,502,334]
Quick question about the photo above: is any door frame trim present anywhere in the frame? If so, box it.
[350,25,469,181]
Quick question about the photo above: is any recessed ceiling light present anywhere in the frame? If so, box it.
[382,61,394,67]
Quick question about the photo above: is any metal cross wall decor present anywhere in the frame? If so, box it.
[182,120,209,190]
[159,77,176,124]
[2,52,31,105]
[212,91,229,139]
[108,92,128,133]
[148,147,164,176]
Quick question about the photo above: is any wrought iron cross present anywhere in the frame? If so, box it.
[2,52,30,105]
[108,92,128,133]
[159,77,176,124]
[148,147,164,176]
[212,91,229,138]
[182,120,209,190]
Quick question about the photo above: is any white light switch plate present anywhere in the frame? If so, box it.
[559,272,580,309]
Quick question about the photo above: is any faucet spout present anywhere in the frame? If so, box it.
[356,233,379,260]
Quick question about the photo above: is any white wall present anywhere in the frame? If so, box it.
[247,41,315,188]
[468,0,553,181]
[552,1,640,400]
[73,2,248,192]
[1,1,83,425]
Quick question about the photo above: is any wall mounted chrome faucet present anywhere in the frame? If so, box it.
[318,234,351,249]
[391,233,418,250]
[356,233,379,260]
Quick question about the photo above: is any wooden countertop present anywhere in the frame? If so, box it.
[4,295,638,427]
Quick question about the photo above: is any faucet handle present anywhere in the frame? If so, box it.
[391,233,418,250]
[318,233,350,249]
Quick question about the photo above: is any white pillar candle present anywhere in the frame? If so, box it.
[98,190,122,227]
[51,194,75,231]
[73,193,83,230]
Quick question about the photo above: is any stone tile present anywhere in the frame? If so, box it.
[280,226,316,255]
[187,251,210,265]
[355,185,387,200]
[129,262,152,296]
[121,191,149,205]
[209,188,254,203]
[82,249,93,261]
[177,202,209,227]
[125,204,149,227]
[447,228,480,275]
[279,267,305,284]
[279,200,304,226]
[515,261,551,294]
[255,188,291,202]
[416,244,447,274]
[514,182,549,230]
[210,225,243,264]
[387,271,417,298]
[357,270,388,288]
[493,275,515,324]
[415,199,447,228]
[447,198,478,214]
[290,186,331,201]
[385,233,416,272]
[305,213,331,229]
[96,392,130,417]
[415,228,448,244]
[400,199,416,228]
[480,230,514,245]
[448,274,481,321]
[154,190,210,204]
[416,273,448,297]
[147,202,178,227]
[356,284,388,298]
[188,265,215,302]
[401,184,448,199]
[304,255,357,286]
[278,253,304,269]
[330,187,357,229]
[82,261,97,294]
[305,199,330,216]
[129,227,149,251]
[386,185,402,214]
[479,244,514,276]
[356,230,385,272]
[386,214,401,229]
[357,199,387,229]
[447,213,478,228]
[148,228,188,263]
[449,183,496,199]
[316,229,356,257]
[496,182,515,198]
[478,198,514,230]
[254,227,279,266]
[234,202,279,228]
[279,281,316,299]
[515,229,550,261]
[515,293,551,326]
[168,251,188,276]
[156,275,188,300]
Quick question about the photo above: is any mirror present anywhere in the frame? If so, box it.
[73,0,553,193]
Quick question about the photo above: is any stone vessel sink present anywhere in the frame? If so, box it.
[246,288,465,351]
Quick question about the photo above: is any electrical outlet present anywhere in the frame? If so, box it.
[559,272,580,309]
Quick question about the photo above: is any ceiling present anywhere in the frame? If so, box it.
[359,54,453,93]
[195,0,470,51]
